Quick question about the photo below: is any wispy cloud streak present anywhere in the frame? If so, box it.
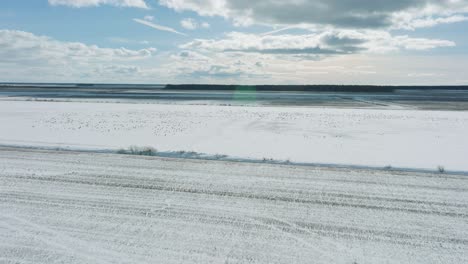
[133,18,187,36]
[261,26,296,36]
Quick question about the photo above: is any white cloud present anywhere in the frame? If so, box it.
[159,0,229,20]
[143,15,154,21]
[180,18,198,30]
[390,35,455,51]
[95,65,141,75]
[180,18,210,30]
[134,18,187,36]
[393,15,468,30]
[169,50,262,82]
[49,0,148,8]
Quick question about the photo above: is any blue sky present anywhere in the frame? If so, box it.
[1,0,468,84]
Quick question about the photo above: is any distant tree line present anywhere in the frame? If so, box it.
[165,84,468,93]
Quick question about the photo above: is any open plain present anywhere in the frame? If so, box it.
[1,147,467,263]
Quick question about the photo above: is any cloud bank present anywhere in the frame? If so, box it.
[0,30,155,62]
[161,1,464,82]
[4,1,468,84]
[159,0,468,28]
[0,30,156,81]
[181,31,455,56]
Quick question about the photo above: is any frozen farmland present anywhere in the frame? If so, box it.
[1,95,468,264]
[1,147,467,263]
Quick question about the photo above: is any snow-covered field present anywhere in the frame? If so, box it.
[1,100,468,171]
[1,147,467,263]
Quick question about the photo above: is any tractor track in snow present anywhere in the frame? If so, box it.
[1,147,467,263]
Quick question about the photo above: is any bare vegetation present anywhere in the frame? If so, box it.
[117,146,157,156]
[438,165,445,173]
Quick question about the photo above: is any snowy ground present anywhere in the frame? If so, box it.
[1,100,468,171]
[1,147,467,264]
